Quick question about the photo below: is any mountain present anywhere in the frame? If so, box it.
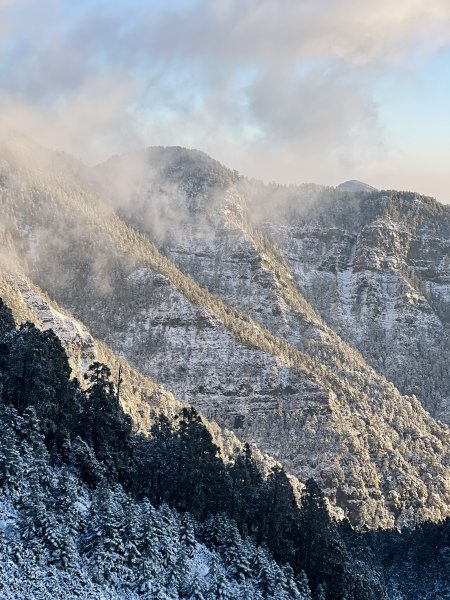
[0,298,319,599]
[0,268,248,461]
[273,189,450,421]
[0,294,448,600]
[336,180,377,193]
[1,137,450,532]
[91,148,449,426]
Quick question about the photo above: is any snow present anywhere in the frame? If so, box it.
[337,241,357,323]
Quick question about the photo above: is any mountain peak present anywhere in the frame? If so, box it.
[337,179,377,193]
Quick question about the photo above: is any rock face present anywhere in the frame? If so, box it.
[1,137,450,528]
[93,149,450,425]
[273,192,450,423]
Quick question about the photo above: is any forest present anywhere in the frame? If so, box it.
[0,298,449,599]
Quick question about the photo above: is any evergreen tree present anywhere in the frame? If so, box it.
[121,495,142,577]
[263,465,298,564]
[140,499,162,563]
[180,512,196,558]
[82,362,133,483]
[298,480,335,588]
[315,583,327,600]
[0,413,22,491]
[175,407,231,518]
[0,298,15,337]
[229,443,264,534]
[0,322,75,450]
[209,571,233,599]
[187,575,205,600]
[58,523,79,571]
[69,435,104,485]
[54,470,84,537]
[0,298,15,377]
[296,570,311,598]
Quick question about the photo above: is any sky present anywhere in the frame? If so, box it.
[0,0,449,202]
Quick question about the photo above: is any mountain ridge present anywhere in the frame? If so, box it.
[1,137,449,529]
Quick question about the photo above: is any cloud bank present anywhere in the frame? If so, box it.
[0,0,449,200]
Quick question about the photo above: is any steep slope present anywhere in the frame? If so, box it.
[2,293,449,600]
[0,307,318,600]
[0,267,245,463]
[269,191,450,422]
[1,138,450,528]
[93,150,450,423]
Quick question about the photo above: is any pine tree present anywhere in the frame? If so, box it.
[137,557,160,595]
[19,478,48,562]
[296,570,312,599]
[228,443,264,534]
[0,322,75,450]
[54,470,84,536]
[82,362,133,482]
[57,523,79,570]
[208,571,233,600]
[157,503,180,570]
[69,436,104,485]
[187,575,205,600]
[166,548,185,596]
[176,407,231,518]
[0,298,15,381]
[315,583,327,600]
[298,479,356,600]
[240,579,261,600]
[264,465,298,564]
[140,499,162,562]
[84,485,126,582]
[180,512,196,558]
[0,298,14,332]
[122,495,142,577]
[256,548,280,597]
[0,418,22,491]
[282,564,307,599]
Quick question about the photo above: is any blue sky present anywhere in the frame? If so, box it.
[0,0,449,201]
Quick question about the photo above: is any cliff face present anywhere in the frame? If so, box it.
[95,150,450,424]
[1,138,450,528]
[0,269,248,466]
[272,192,450,422]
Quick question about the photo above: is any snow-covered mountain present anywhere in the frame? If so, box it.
[0,297,319,600]
[1,136,449,530]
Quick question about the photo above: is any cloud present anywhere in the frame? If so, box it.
[0,0,448,196]
[139,0,450,66]
[0,75,142,163]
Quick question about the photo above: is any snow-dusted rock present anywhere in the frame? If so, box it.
[1,139,450,528]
